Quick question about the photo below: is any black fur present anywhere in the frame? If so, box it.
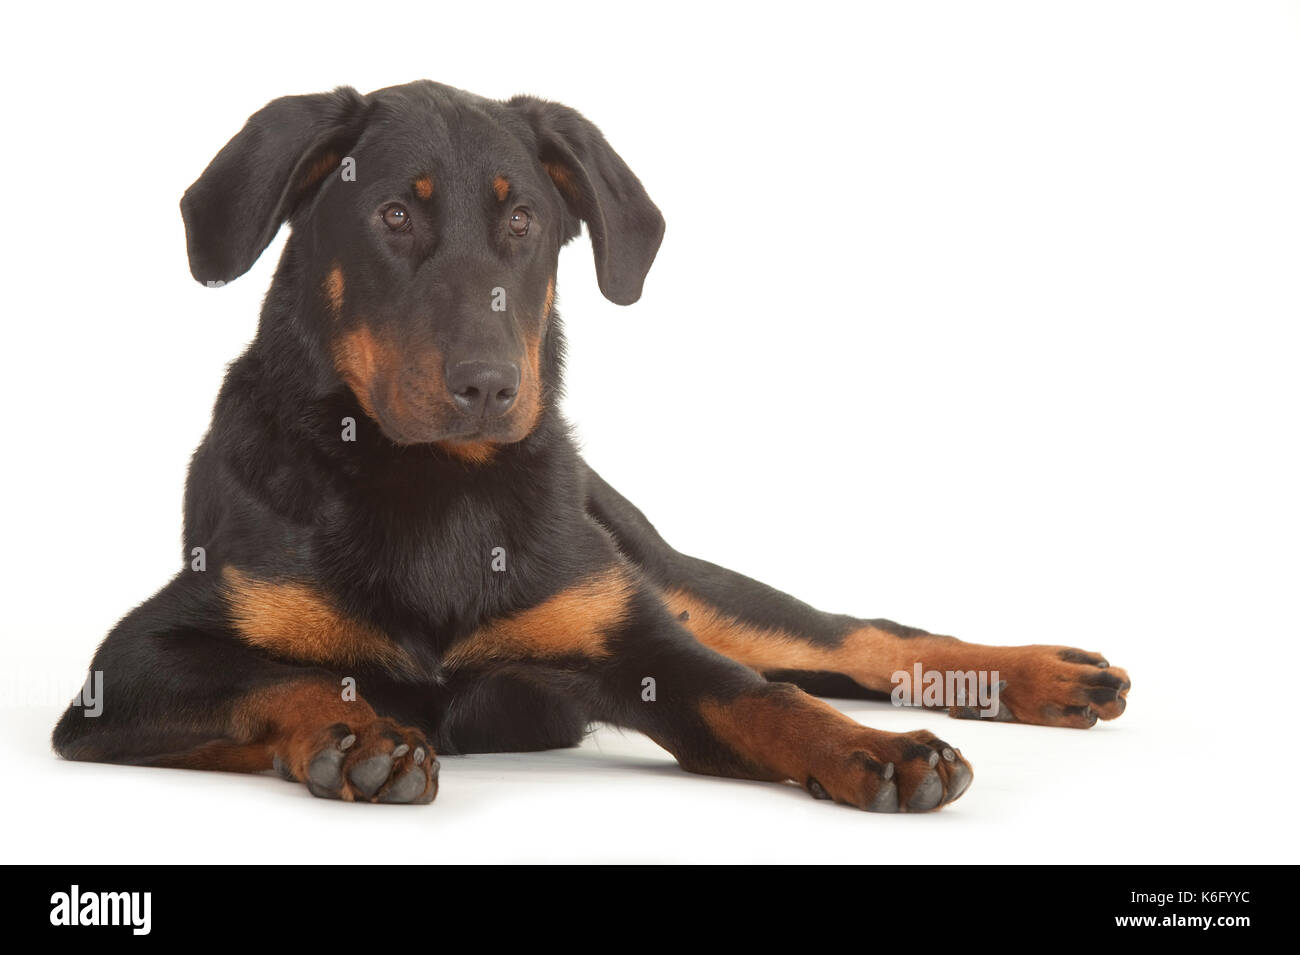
[54,81,770,770]
[52,81,1113,809]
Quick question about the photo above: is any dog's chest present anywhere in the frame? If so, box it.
[314,473,573,644]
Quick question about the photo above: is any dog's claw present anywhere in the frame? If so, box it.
[868,776,899,813]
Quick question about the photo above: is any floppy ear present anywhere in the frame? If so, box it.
[506,96,665,306]
[180,87,368,285]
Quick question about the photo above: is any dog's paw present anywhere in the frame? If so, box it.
[805,728,973,813]
[948,646,1130,728]
[274,718,438,804]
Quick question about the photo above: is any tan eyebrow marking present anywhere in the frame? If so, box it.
[413,176,434,200]
[493,175,510,201]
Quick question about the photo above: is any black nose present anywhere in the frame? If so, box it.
[445,361,520,418]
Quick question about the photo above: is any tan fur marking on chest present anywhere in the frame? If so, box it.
[446,568,635,668]
[223,567,416,676]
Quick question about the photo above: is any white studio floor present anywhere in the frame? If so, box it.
[0,662,1280,865]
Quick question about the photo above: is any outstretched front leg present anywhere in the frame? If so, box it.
[445,554,973,811]
[583,464,1130,728]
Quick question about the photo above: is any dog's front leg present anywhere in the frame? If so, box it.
[52,574,439,804]
[583,462,1130,728]
[449,563,973,812]
[602,588,979,812]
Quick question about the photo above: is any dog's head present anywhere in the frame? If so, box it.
[181,81,663,456]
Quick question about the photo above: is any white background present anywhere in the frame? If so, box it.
[1,1,1297,863]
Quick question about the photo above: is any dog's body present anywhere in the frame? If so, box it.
[53,81,1129,810]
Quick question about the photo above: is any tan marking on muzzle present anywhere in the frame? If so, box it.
[332,325,390,420]
[323,263,345,318]
[440,441,498,465]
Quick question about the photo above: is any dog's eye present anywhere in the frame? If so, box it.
[382,204,411,231]
[508,207,531,237]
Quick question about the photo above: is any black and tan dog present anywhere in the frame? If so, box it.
[53,81,1129,810]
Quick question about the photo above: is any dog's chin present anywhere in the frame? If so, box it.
[376,414,523,449]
